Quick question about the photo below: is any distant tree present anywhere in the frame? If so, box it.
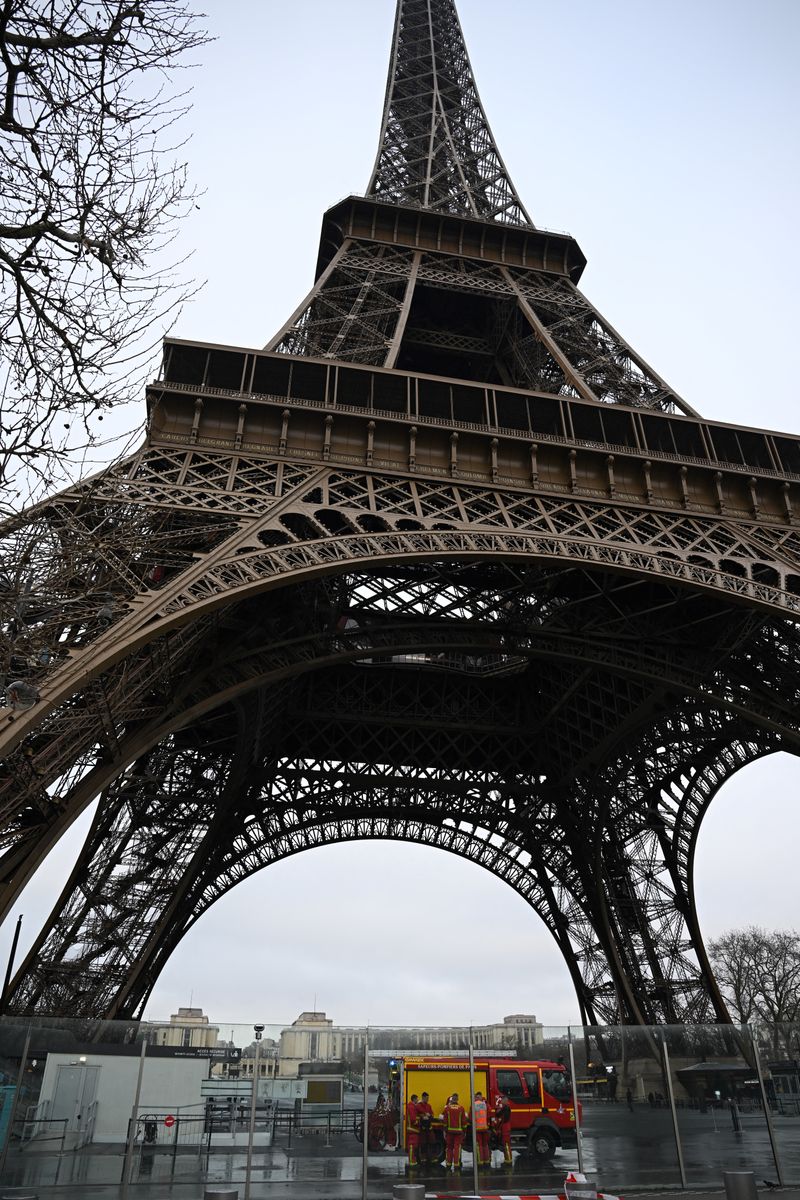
[0,0,208,509]
[708,926,800,1029]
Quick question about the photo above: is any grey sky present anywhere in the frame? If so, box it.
[1,0,798,1030]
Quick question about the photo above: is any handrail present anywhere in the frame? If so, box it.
[151,378,800,485]
[77,1098,98,1148]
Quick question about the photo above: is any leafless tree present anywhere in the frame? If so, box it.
[0,0,209,510]
[708,926,800,1047]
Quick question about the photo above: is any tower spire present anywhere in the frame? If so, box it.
[368,0,532,225]
[266,0,695,409]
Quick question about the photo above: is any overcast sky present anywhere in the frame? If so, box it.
[2,0,799,1032]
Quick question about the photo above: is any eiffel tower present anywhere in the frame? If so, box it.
[1,0,799,1027]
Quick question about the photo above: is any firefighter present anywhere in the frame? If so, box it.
[416,1090,434,1163]
[493,1092,513,1163]
[443,1092,467,1170]
[471,1090,491,1166]
[406,1092,420,1167]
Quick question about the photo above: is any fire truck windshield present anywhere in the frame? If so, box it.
[542,1069,572,1101]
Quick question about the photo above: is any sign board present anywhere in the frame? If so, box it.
[261,1078,308,1102]
[200,1077,308,1102]
[566,1174,598,1200]
[164,1114,175,1128]
[566,1185,598,1200]
[163,1046,241,1061]
[44,1042,243,1061]
[201,1078,255,1099]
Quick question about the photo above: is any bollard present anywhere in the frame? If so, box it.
[723,1171,758,1200]
[393,1186,425,1200]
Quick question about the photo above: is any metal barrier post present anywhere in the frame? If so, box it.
[468,1042,479,1194]
[661,1038,687,1188]
[361,1040,369,1200]
[54,1119,67,1186]
[244,1027,262,1200]
[723,1171,758,1200]
[729,1099,742,1133]
[393,1186,425,1200]
[752,1034,784,1185]
[398,1069,405,1155]
[567,1029,585,1173]
[120,1038,147,1200]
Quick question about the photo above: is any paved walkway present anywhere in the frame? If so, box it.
[1,1100,797,1199]
[1,1186,799,1200]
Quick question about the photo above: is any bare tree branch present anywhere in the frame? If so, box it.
[0,0,209,511]
[708,926,800,1033]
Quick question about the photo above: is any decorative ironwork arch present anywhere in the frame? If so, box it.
[2,574,797,1023]
[2,0,800,1026]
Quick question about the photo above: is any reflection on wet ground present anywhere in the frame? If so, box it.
[1,1103,798,1197]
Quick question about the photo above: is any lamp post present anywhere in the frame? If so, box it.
[244,1024,264,1200]
[0,914,22,1013]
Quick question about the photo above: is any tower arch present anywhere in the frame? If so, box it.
[2,0,800,1025]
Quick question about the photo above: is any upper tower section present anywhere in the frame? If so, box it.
[367,0,532,225]
[262,0,694,416]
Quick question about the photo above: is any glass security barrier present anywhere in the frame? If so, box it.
[571,1024,685,1190]
[0,1015,798,1197]
[752,1021,800,1185]
[661,1023,780,1187]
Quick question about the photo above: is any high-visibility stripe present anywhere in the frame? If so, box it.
[473,1099,489,1130]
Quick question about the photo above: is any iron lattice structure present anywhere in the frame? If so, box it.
[1,0,799,1025]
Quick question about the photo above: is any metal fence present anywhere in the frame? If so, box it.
[0,1016,796,1197]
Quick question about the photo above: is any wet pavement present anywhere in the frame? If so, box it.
[0,1102,798,1197]
[1,1182,799,1200]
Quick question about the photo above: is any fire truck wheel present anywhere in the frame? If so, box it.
[527,1126,558,1159]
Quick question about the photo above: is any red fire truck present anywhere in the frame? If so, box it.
[400,1055,578,1160]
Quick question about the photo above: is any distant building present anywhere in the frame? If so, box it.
[476,1015,543,1051]
[274,1011,543,1074]
[144,1007,543,1081]
[278,1012,337,1077]
[145,1006,219,1049]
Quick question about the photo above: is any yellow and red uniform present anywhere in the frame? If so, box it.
[406,1098,420,1166]
[493,1094,512,1163]
[444,1098,467,1168]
